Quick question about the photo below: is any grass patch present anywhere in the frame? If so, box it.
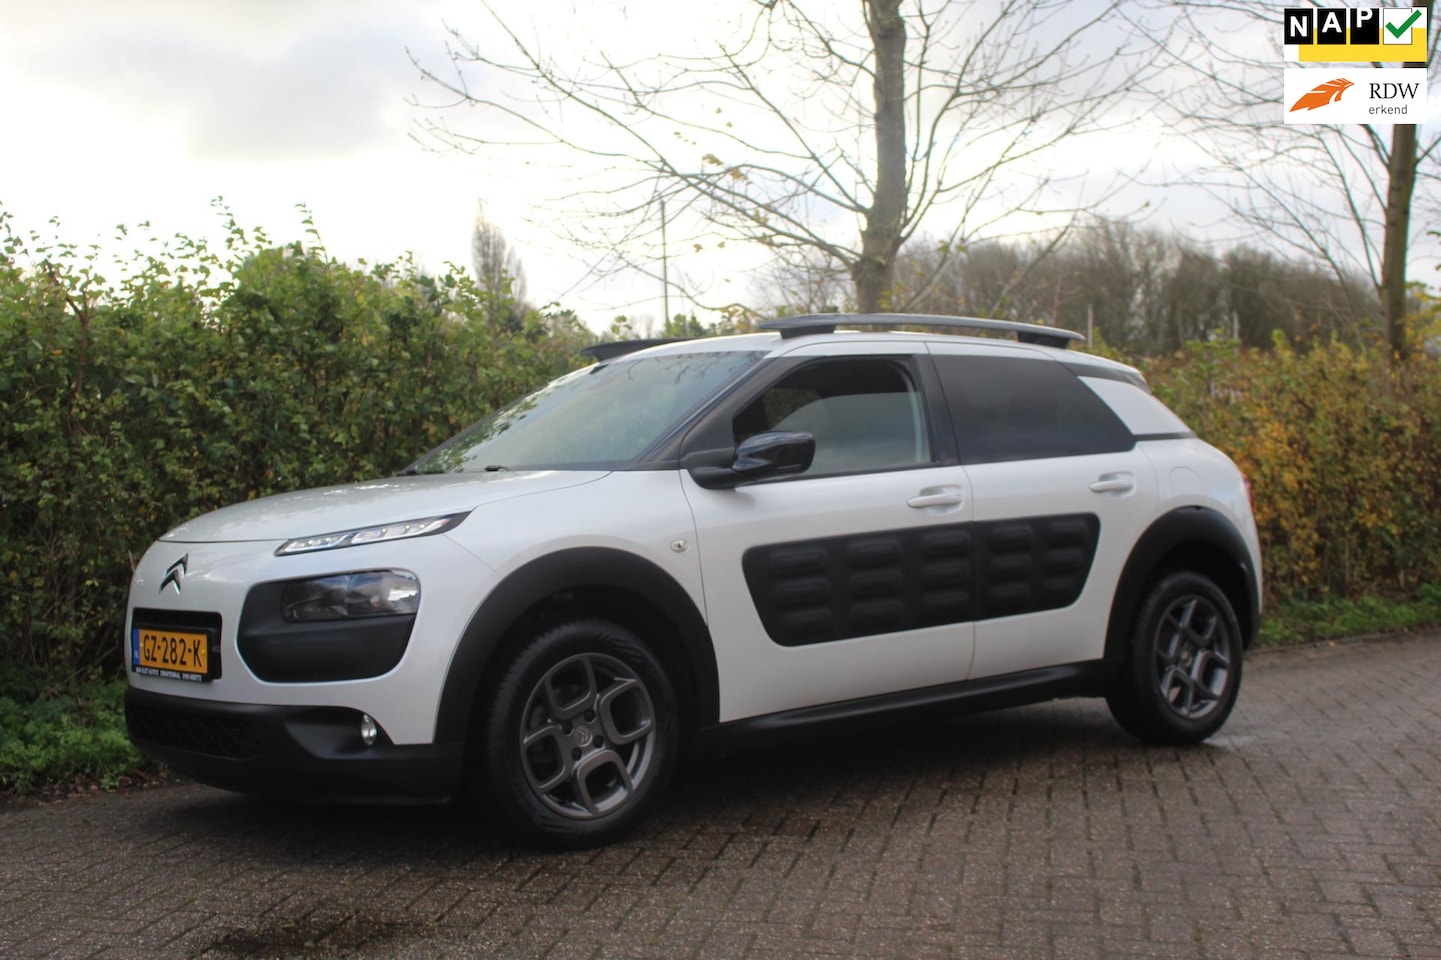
[1257,582,1441,647]
[0,664,157,796]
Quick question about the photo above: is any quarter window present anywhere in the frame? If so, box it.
[935,355,1134,463]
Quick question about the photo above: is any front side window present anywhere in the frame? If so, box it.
[732,358,931,477]
[935,355,1134,463]
[410,351,765,473]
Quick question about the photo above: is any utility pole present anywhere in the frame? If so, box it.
[660,197,670,327]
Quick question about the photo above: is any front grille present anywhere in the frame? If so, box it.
[126,701,262,760]
[130,607,222,631]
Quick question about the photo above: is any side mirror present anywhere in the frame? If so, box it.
[686,431,816,490]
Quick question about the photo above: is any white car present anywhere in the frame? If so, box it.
[125,315,1262,847]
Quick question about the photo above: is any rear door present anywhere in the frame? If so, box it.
[927,343,1159,679]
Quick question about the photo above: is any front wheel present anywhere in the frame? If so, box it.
[1107,571,1243,745]
[479,619,678,848]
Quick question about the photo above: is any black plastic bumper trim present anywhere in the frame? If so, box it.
[125,687,462,802]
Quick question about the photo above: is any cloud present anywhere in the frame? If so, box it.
[6,1,437,161]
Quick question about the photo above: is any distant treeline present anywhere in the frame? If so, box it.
[762,217,1389,356]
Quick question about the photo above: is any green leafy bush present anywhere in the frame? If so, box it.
[0,664,145,792]
[1143,337,1441,603]
[0,209,591,675]
[4,203,1439,718]
[1257,582,1441,646]
[3,209,1441,796]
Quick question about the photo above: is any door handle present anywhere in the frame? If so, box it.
[1089,473,1135,494]
[908,486,964,509]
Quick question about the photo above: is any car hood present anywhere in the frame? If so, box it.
[160,470,607,543]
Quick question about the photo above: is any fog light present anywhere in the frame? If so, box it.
[359,713,378,747]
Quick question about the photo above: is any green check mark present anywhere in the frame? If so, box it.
[1387,10,1422,39]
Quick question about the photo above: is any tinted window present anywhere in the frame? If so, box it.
[734,359,931,476]
[935,356,1133,463]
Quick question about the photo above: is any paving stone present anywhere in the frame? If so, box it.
[1,633,1438,959]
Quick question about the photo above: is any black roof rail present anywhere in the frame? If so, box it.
[759,314,1084,350]
[581,337,692,362]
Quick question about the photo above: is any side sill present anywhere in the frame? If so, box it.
[695,659,1121,754]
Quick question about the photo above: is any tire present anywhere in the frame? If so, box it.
[479,619,678,848]
[1107,571,1243,745]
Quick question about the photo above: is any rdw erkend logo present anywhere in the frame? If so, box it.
[1282,68,1429,123]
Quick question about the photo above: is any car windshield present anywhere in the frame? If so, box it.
[408,350,765,473]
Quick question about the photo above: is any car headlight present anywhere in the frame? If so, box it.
[275,513,469,556]
[281,570,421,623]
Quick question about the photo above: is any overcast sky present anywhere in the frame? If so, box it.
[3,5,474,270]
[0,1,1432,330]
[0,0,760,327]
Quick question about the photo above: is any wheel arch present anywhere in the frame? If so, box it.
[1105,506,1260,660]
[433,547,718,747]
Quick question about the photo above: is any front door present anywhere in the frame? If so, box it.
[681,343,977,723]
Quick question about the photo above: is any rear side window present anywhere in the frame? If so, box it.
[935,355,1134,463]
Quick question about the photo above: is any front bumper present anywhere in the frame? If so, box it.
[125,687,464,803]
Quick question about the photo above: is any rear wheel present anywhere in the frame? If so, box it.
[479,619,678,847]
[1107,571,1243,744]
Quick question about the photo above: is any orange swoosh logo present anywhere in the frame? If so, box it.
[1290,77,1354,112]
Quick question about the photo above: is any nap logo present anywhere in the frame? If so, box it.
[1283,67,1429,123]
[1284,6,1429,62]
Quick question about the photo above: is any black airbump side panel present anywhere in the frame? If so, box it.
[742,514,1099,646]
[980,514,1097,618]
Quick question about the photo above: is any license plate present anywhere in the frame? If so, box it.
[132,627,213,681]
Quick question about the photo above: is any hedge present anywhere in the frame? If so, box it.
[1143,336,1441,602]
[3,209,1438,677]
[0,212,590,675]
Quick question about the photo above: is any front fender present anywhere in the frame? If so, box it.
[432,547,718,744]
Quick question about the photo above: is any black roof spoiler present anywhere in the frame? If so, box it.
[581,337,693,362]
[759,314,1084,350]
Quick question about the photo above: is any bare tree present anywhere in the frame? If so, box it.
[470,202,527,306]
[887,235,1060,321]
[1133,0,1438,356]
[752,246,852,316]
[1381,1,1435,356]
[416,1,1149,314]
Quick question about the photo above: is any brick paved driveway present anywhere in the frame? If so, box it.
[2,633,1438,960]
